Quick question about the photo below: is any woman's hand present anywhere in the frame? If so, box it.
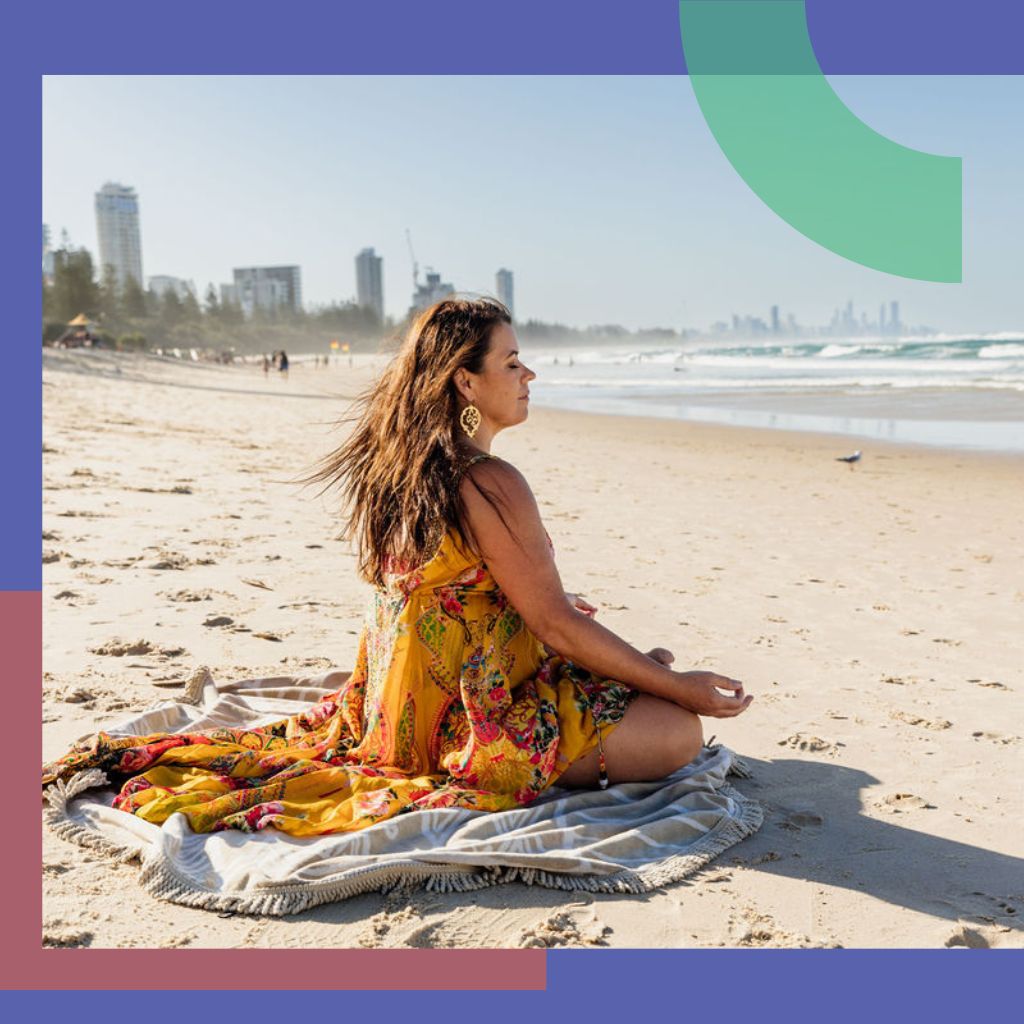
[672,670,753,718]
[565,592,598,618]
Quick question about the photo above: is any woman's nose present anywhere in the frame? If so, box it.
[524,365,537,381]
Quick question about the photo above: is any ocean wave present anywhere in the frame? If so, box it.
[979,343,1024,359]
[534,376,1024,393]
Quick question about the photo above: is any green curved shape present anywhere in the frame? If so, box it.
[679,0,962,282]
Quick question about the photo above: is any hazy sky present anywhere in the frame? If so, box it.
[42,75,1023,333]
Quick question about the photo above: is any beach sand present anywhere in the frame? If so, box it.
[42,348,1023,949]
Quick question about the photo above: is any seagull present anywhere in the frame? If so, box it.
[836,449,862,468]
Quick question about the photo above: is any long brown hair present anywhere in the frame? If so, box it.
[304,296,512,587]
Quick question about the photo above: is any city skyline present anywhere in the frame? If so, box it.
[43,209,931,342]
[42,209,926,338]
[43,76,1024,333]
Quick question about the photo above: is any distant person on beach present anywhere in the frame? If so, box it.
[262,354,270,375]
[40,297,751,835]
[278,350,289,376]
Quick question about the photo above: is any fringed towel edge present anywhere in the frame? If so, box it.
[42,768,142,865]
[42,758,763,916]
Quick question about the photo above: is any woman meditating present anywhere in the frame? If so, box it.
[42,297,752,836]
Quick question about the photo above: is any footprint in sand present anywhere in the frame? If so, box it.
[60,687,97,705]
[202,615,235,628]
[161,588,215,602]
[874,792,935,813]
[971,731,1020,746]
[133,485,193,495]
[401,922,456,949]
[969,679,1009,691]
[776,809,824,831]
[147,552,193,571]
[90,638,155,657]
[777,734,842,755]
[944,924,993,949]
[356,906,420,948]
[90,638,187,659]
[42,928,94,948]
[889,710,953,731]
[729,907,839,949]
[518,910,611,948]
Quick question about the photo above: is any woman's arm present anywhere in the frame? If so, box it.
[460,459,753,719]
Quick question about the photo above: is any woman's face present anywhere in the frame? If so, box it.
[463,323,536,433]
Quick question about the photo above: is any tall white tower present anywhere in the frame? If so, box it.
[94,182,143,291]
[355,247,384,320]
[495,268,514,318]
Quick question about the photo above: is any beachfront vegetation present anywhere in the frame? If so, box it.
[42,243,389,356]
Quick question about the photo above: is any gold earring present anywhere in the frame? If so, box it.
[459,403,481,438]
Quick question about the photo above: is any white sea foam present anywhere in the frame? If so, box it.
[979,343,1024,359]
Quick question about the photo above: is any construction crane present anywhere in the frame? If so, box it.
[405,228,420,290]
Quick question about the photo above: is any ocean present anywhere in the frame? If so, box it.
[527,334,1024,454]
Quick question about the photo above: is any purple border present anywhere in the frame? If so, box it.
[10,0,1023,1012]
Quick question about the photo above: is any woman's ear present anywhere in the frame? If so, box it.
[453,372,473,403]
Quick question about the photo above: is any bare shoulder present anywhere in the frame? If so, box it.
[459,456,536,516]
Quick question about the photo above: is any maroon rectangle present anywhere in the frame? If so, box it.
[6,591,544,990]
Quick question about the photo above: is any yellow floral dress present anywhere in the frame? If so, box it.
[41,531,639,837]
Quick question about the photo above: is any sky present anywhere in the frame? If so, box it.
[42,75,1024,334]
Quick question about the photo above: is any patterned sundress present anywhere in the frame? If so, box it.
[41,501,639,837]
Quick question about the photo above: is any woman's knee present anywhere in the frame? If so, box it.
[660,705,703,774]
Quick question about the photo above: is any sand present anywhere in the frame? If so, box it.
[41,347,1024,949]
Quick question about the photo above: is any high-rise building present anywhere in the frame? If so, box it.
[879,303,886,330]
[42,224,55,283]
[94,182,144,291]
[890,300,900,332]
[495,268,514,318]
[230,266,302,317]
[770,304,780,333]
[355,247,384,320]
[148,275,197,302]
[411,269,454,312]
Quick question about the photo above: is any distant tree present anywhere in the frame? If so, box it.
[219,297,244,326]
[49,248,100,321]
[43,320,66,344]
[98,263,122,322]
[117,332,148,351]
[181,288,202,323]
[122,275,148,318]
[203,283,220,318]
[161,287,184,326]
[42,276,56,322]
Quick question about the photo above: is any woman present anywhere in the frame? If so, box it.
[41,297,751,836]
